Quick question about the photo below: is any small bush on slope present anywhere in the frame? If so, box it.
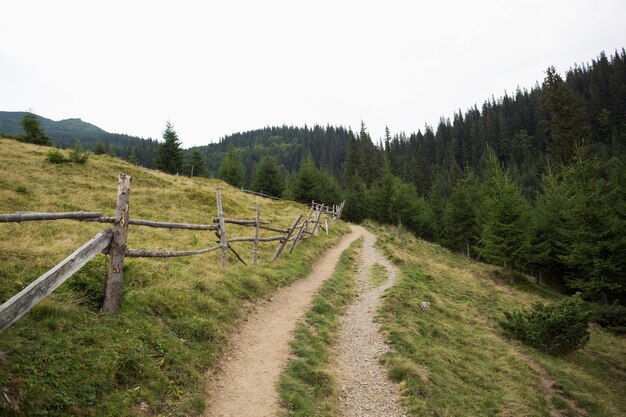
[501,294,590,355]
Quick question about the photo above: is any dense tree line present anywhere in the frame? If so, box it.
[191,124,351,184]
[208,49,625,304]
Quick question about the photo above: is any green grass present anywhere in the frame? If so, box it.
[370,262,388,288]
[0,138,349,416]
[278,238,362,417]
[368,222,626,417]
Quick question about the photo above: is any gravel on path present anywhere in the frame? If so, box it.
[335,225,408,417]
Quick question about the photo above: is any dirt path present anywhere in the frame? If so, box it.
[204,227,362,417]
[335,226,408,417]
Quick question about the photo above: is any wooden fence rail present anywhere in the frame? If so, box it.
[0,174,344,332]
[240,188,280,200]
[85,216,219,231]
[0,228,113,333]
[0,211,104,222]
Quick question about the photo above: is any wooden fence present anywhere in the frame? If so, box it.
[240,188,280,200]
[0,174,345,332]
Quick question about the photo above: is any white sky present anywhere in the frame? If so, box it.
[1,0,625,148]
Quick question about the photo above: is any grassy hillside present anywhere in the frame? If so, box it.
[371,222,626,417]
[0,138,348,416]
[0,112,158,167]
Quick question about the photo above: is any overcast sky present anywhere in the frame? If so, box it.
[1,1,625,148]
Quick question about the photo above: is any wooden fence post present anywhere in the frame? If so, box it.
[301,207,314,239]
[325,217,329,236]
[216,187,228,271]
[102,174,131,314]
[312,206,322,235]
[253,203,260,265]
[336,200,345,222]
[272,214,302,260]
[288,219,305,254]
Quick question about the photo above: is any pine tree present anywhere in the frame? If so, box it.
[252,156,284,197]
[479,149,533,280]
[19,113,51,146]
[443,168,479,257]
[343,129,362,186]
[155,121,183,174]
[219,146,245,187]
[360,122,380,186]
[186,149,206,177]
[293,154,320,203]
[370,163,395,224]
[557,149,625,303]
[543,66,589,164]
[532,165,569,286]
[410,147,432,197]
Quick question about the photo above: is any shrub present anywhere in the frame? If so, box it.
[69,140,89,164]
[500,294,590,355]
[591,303,626,334]
[46,148,68,164]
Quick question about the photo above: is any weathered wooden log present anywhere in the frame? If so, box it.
[239,188,280,200]
[126,245,221,258]
[212,218,270,225]
[103,174,131,314]
[216,188,228,270]
[85,217,218,231]
[0,228,113,333]
[0,211,103,223]
[226,236,285,243]
[272,213,302,260]
[258,225,289,234]
[299,207,314,240]
[325,218,329,235]
[253,203,260,265]
[288,220,307,254]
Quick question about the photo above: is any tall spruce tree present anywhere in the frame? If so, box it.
[557,149,625,303]
[155,121,183,174]
[532,165,569,286]
[543,66,590,165]
[343,129,362,186]
[185,149,206,177]
[359,122,380,186]
[443,168,479,257]
[479,149,533,280]
[293,154,320,203]
[20,113,50,146]
[252,156,284,197]
[219,146,245,187]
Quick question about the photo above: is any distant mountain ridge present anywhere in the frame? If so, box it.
[0,111,158,167]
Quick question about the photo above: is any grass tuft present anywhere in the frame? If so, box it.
[369,262,388,288]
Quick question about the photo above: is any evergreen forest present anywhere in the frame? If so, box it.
[193,49,626,304]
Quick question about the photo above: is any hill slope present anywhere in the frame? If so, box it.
[372,222,626,416]
[0,112,158,167]
[0,138,348,416]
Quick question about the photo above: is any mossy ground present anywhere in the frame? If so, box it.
[0,139,348,416]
